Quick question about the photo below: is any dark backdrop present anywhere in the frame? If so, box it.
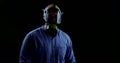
[0,0,113,63]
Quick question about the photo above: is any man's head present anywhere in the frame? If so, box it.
[43,4,63,25]
[42,4,63,36]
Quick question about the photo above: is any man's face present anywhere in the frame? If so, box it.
[47,8,58,24]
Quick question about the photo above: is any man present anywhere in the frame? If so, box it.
[19,4,76,63]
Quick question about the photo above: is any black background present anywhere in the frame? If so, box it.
[0,0,114,63]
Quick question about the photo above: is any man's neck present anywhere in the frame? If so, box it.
[44,23,58,37]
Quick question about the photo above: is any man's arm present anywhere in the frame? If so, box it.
[65,38,76,63]
[19,33,37,63]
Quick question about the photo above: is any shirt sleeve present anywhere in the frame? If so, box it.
[19,33,37,63]
[65,37,76,63]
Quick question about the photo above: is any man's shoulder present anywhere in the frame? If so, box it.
[58,29,72,45]
[58,29,71,39]
[25,26,43,37]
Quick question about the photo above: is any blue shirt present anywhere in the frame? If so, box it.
[19,25,76,63]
